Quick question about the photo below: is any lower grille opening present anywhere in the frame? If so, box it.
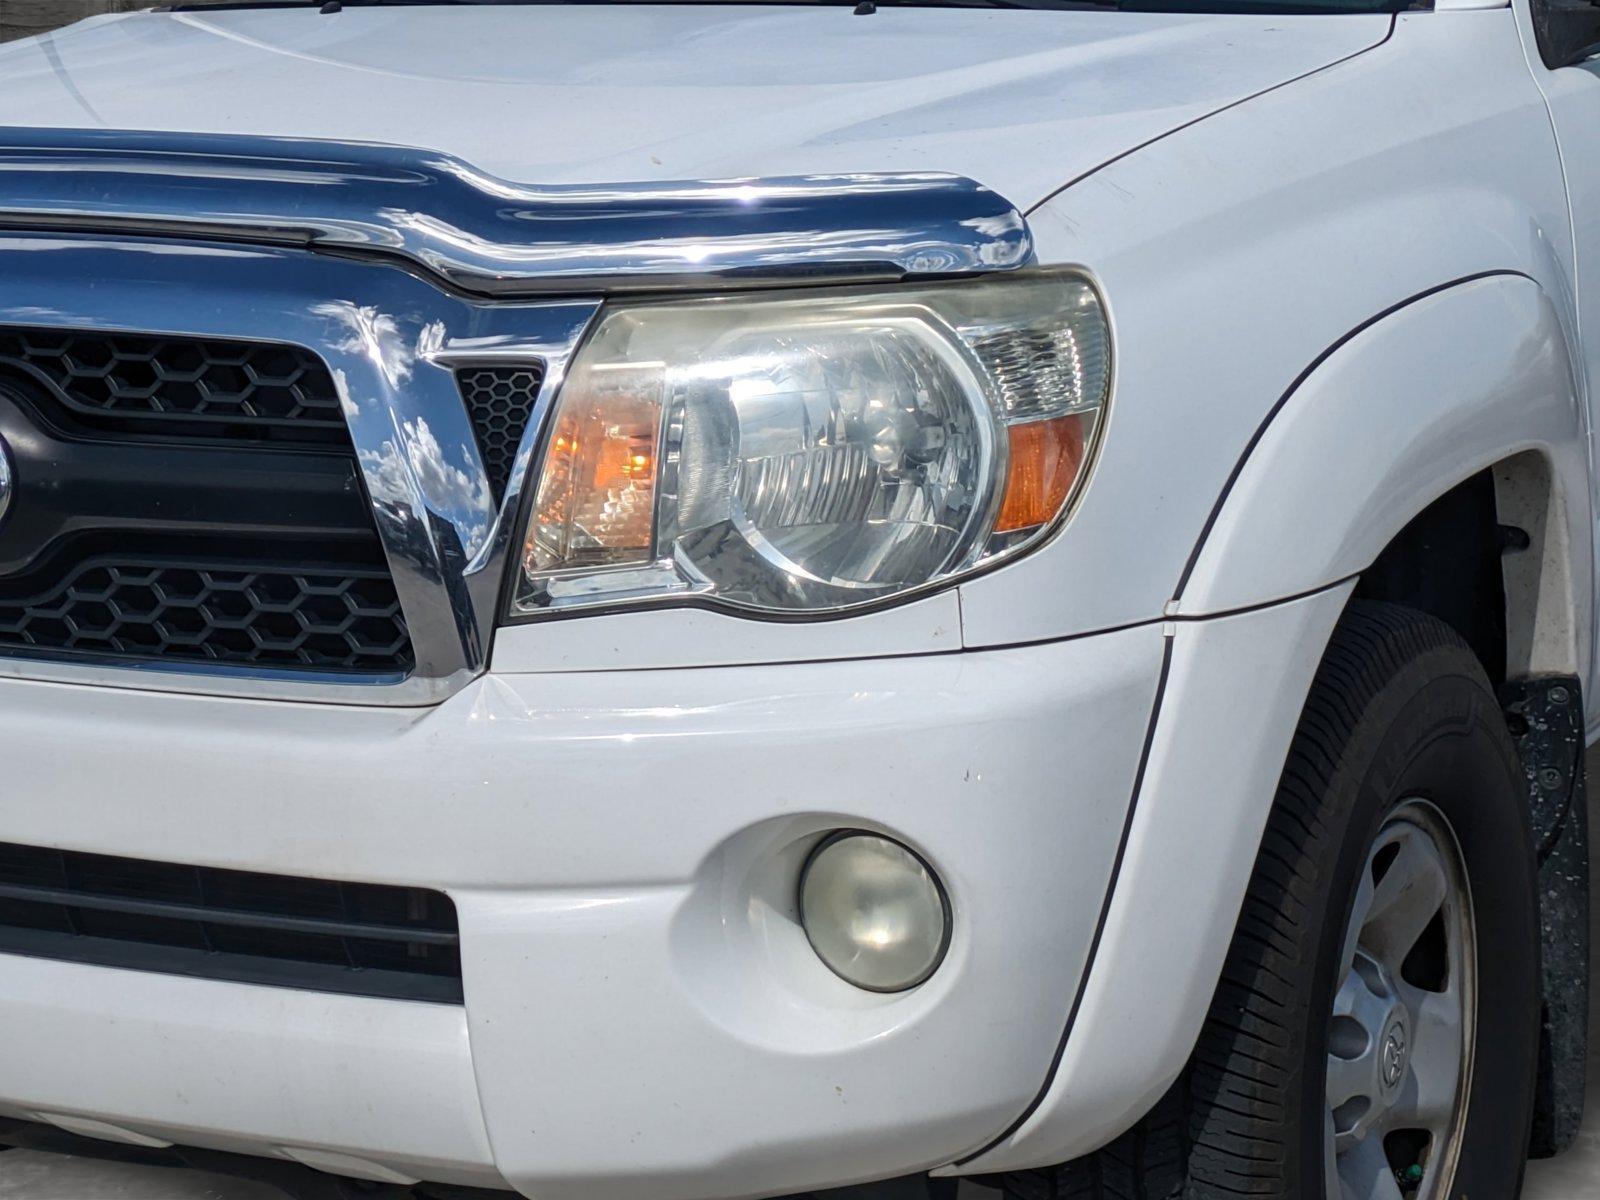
[0,843,463,1004]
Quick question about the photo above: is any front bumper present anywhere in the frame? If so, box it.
[0,622,1165,1200]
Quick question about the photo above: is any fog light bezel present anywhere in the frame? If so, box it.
[797,830,953,994]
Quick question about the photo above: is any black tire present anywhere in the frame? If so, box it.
[998,601,1542,1200]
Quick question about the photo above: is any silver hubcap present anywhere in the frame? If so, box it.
[1325,800,1476,1200]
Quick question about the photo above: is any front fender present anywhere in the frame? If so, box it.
[944,582,1355,1174]
[947,273,1592,1177]
[1176,272,1592,671]
[947,9,1591,1175]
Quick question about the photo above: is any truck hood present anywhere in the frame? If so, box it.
[0,4,1387,210]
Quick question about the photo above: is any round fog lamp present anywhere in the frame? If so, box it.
[799,832,950,993]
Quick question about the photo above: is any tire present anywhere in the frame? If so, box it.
[998,601,1542,1200]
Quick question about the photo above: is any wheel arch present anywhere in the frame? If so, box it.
[1174,271,1592,698]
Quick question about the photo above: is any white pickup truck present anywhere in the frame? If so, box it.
[0,2,1593,1199]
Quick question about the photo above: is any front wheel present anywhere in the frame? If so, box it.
[1323,797,1476,1198]
[1000,602,1541,1199]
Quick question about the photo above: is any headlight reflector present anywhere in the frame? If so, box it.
[515,272,1108,617]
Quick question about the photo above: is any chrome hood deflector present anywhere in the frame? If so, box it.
[0,126,1034,296]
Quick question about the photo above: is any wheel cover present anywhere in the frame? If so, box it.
[1324,799,1477,1200]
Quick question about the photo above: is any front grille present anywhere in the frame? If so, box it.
[0,549,410,672]
[0,328,415,678]
[0,843,462,1004]
[0,327,349,446]
[456,365,545,502]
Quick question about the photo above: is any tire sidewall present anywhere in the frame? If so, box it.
[1304,649,1541,1200]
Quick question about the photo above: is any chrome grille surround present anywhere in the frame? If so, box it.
[0,236,598,704]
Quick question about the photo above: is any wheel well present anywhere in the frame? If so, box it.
[1351,451,1577,689]
[1353,469,1508,687]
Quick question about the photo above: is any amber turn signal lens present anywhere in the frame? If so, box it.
[994,412,1088,533]
[527,364,662,574]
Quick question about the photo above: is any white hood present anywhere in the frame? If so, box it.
[0,4,1387,208]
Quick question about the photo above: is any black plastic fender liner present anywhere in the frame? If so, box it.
[1501,676,1591,1158]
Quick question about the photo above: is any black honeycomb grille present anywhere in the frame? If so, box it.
[0,327,348,445]
[0,552,411,674]
[456,365,545,502]
[0,842,462,1004]
[0,322,415,679]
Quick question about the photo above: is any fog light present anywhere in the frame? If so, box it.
[799,832,950,992]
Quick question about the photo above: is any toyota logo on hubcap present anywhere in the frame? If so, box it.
[1381,1022,1409,1090]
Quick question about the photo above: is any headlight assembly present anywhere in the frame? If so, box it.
[511,271,1109,619]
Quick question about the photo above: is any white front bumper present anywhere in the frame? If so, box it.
[0,624,1169,1199]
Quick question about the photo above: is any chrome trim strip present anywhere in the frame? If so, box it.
[0,127,1034,297]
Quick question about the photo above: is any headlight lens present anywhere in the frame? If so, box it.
[513,271,1109,618]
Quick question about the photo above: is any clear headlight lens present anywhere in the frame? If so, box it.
[513,271,1109,618]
